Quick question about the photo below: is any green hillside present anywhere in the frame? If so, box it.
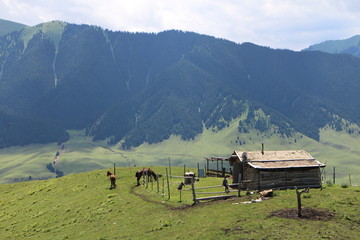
[304,35,360,58]
[1,166,359,239]
[0,19,27,36]
[1,116,360,185]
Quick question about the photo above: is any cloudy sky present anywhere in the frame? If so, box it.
[1,0,360,50]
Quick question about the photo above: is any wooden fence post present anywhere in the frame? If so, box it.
[333,166,336,184]
[197,163,200,178]
[162,177,165,197]
[237,173,241,197]
[166,168,170,200]
[191,176,197,204]
[349,173,352,187]
[168,158,172,177]
[206,160,209,176]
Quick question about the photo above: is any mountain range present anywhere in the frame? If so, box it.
[1,20,360,150]
[304,35,360,58]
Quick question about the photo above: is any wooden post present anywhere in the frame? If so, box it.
[184,165,186,175]
[197,163,200,178]
[237,173,241,197]
[162,177,165,197]
[221,160,224,177]
[191,176,197,204]
[333,166,336,184]
[349,173,352,187]
[295,187,309,217]
[207,159,209,176]
[113,163,116,175]
[168,158,172,177]
[166,168,170,200]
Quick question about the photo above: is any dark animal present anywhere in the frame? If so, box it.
[135,168,158,186]
[107,171,117,189]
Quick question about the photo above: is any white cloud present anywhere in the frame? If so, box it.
[1,0,360,50]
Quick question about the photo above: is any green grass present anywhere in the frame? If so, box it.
[1,120,360,185]
[0,166,359,239]
[0,19,27,36]
[21,21,66,51]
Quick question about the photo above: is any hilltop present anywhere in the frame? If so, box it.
[0,167,359,239]
[304,35,360,58]
[0,19,27,36]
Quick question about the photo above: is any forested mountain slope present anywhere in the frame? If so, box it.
[1,21,360,149]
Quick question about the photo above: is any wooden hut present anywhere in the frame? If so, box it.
[229,150,326,190]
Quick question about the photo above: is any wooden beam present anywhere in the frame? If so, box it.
[196,195,236,201]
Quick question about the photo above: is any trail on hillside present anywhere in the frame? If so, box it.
[129,185,193,210]
[129,185,245,210]
[89,142,136,167]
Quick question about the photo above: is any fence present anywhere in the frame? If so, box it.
[180,176,241,204]
[137,168,242,204]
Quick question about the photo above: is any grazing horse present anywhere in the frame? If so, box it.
[107,171,117,189]
[135,168,158,186]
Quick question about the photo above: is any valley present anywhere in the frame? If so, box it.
[1,118,359,185]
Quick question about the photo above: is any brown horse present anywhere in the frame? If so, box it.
[135,168,158,186]
[107,171,117,189]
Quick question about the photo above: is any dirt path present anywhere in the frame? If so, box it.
[129,185,194,210]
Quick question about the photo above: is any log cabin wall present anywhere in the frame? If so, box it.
[236,167,322,190]
[257,168,321,190]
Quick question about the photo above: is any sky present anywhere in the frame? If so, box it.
[1,0,360,50]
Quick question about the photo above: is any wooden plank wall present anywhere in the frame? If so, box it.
[258,168,321,190]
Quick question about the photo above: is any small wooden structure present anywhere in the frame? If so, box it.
[228,150,326,190]
[205,157,232,177]
[184,172,195,185]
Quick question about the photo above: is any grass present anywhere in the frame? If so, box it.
[21,21,66,51]
[1,120,360,185]
[0,166,359,239]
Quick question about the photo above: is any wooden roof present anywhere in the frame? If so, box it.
[230,150,325,169]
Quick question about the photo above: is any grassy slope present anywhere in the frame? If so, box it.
[0,118,360,185]
[0,19,27,36]
[0,166,359,240]
[21,21,66,51]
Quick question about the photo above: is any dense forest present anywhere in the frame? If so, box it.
[1,21,360,149]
